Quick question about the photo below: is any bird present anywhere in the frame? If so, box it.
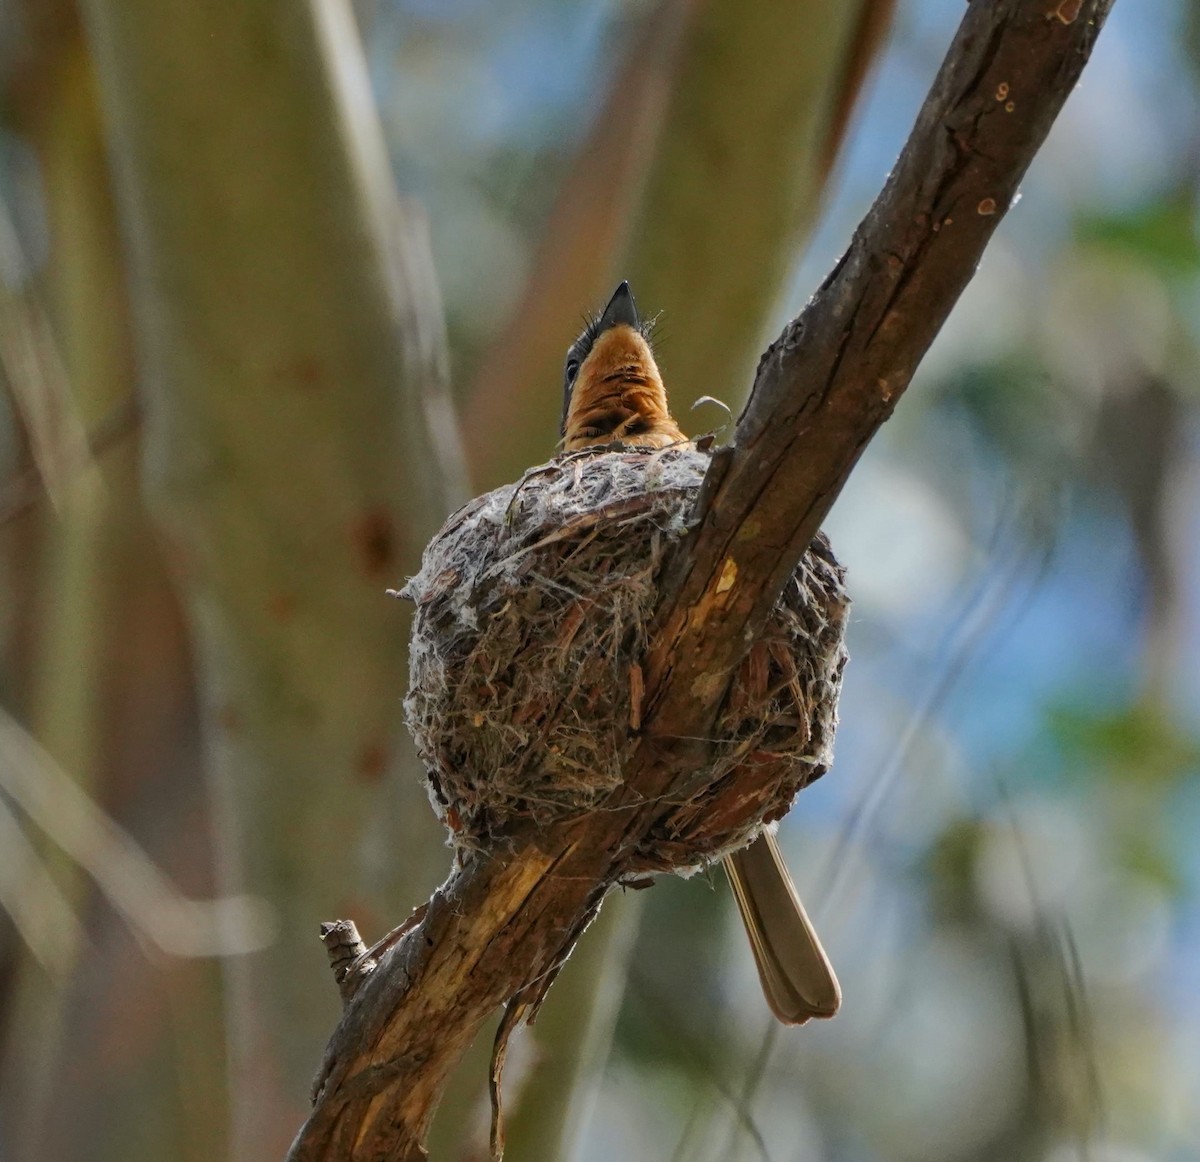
[560,281,684,452]
[559,280,841,1024]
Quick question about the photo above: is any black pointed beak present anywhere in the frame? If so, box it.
[598,281,639,331]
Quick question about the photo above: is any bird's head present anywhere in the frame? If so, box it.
[560,281,663,441]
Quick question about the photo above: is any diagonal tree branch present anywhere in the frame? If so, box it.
[642,0,1112,743]
[288,2,1115,1158]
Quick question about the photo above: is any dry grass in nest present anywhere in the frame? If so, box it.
[399,446,849,874]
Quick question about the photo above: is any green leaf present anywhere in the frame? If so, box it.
[1075,197,1200,278]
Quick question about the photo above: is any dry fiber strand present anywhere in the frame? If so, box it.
[400,446,849,873]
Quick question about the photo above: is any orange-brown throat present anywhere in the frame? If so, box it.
[561,325,685,451]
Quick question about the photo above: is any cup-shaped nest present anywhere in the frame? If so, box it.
[400,447,849,874]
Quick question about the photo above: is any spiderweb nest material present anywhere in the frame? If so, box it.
[399,446,849,875]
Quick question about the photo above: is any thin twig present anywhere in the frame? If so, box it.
[0,394,140,527]
[0,708,274,957]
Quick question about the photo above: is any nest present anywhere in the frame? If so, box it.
[399,446,849,874]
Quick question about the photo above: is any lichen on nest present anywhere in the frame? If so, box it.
[398,445,849,874]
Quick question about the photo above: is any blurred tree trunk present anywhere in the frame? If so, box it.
[0,16,226,1162]
[79,1,462,1156]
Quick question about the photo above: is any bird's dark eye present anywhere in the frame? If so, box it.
[565,358,581,384]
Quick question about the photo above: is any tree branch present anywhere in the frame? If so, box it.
[288,1,1114,1158]
[644,0,1112,743]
